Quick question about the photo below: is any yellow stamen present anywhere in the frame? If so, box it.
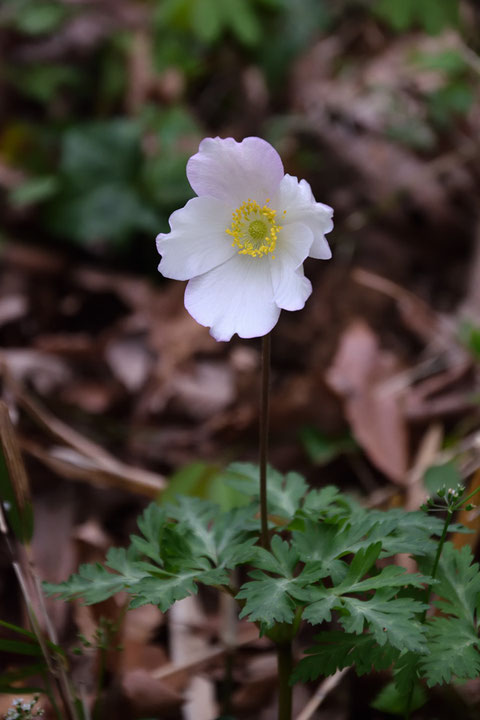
[226,199,283,258]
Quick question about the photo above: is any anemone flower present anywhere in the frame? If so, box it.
[156,136,333,341]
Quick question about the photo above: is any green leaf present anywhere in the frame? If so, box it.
[421,617,480,686]
[191,0,223,42]
[236,535,303,627]
[374,0,458,34]
[431,542,480,623]
[371,679,426,716]
[0,637,43,656]
[333,543,382,591]
[394,650,421,697]
[423,462,462,495]
[292,631,397,682]
[47,183,158,245]
[10,64,81,103]
[166,496,218,562]
[237,571,298,627]
[428,80,474,126]
[11,0,68,34]
[374,0,416,31]
[301,485,356,521]
[412,49,467,75]
[60,120,141,187]
[223,462,308,519]
[340,595,427,653]
[160,461,249,511]
[222,0,261,45]
[131,503,167,565]
[8,176,59,208]
[459,320,480,361]
[43,555,145,605]
[131,566,228,611]
[300,427,356,465]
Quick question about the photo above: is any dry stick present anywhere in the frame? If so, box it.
[259,333,271,550]
[294,668,349,720]
[0,402,78,720]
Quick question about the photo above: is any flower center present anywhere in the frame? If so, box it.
[226,199,284,258]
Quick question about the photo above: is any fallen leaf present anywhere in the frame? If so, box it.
[326,321,409,483]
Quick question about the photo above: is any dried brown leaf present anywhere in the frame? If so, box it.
[326,321,409,483]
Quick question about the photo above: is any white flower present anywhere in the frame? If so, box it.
[156,136,333,341]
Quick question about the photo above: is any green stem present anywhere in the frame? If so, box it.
[457,484,480,508]
[422,508,453,618]
[276,641,293,720]
[405,508,454,719]
[259,334,271,551]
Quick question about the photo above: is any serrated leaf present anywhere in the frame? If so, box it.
[300,594,337,625]
[292,631,397,683]
[334,543,382,591]
[131,566,228,612]
[213,505,258,566]
[236,535,303,627]
[421,617,480,686]
[394,650,421,697]
[301,485,357,520]
[223,462,308,519]
[431,542,480,622]
[166,496,218,562]
[130,503,167,565]
[237,572,298,627]
[44,560,143,604]
[340,596,427,652]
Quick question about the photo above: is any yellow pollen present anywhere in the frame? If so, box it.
[226,199,283,258]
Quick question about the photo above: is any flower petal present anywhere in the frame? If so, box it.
[156,196,235,280]
[184,255,280,341]
[187,137,284,207]
[271,174,333,260]
[268,221,313,310]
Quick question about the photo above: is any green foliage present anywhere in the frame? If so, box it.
[428,80,474,126]
[41,119,155,245]
[8,64,82,104]
[160,461,249,511]
[374,0,459,35]
[291,632,397,682]
[419,543,480,686]
[300,427,356,465]
[44,463,480,706]
[45,497,258,611]
[1,0,70,35]
[221,462,309,520]
[423,462,462,495]
[154,0,282,48]
[459,320,480,362]
[371,679,427,716]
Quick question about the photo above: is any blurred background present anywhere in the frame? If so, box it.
[1,0,480,717]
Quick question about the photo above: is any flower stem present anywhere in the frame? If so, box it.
[277,641,293,720]
[259,333,271,551]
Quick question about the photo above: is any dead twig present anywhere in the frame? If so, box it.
[294,668,349,720]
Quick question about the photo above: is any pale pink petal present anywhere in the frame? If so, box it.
[271,175,333,260]
[156,197,235,281]
[187,137,284,208]
[184,255,280,341]
[268,221,314,310]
